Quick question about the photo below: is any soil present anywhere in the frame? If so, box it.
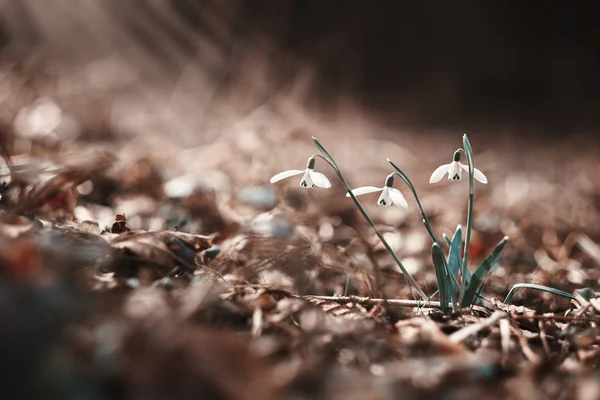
[1,73,600,400]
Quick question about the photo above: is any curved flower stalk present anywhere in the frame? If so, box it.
[270,156,332,188]
[311,137,428,301]
[268,144,427,301]
[268,134,506,311]
[384,161,456,311]
[390,135,506,310]
[427,134,504,308]
[345,163,459,312]
[346,173,408,208]
[425,136,485,306]
[386,160,441,247]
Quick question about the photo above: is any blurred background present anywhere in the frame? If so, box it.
[1,0,600,139]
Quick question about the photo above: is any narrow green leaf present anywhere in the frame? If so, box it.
[462,134,474,163]
[443,233,452,247]
[462,135,474,179]
[459,134,475,307]
[574,288,600,301]
[387,159,441,247]
[460,236,508,307]
[447,225,463,292]
[504,283,576,304]
[432,243,453,313]
[442,231,465,291]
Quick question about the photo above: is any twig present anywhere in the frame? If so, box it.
[511,314,600,323]
[499,318,511,360]
[302,295,442,309]
[449,310,506,343]
[538,320,551,357]
[511,324,543,364]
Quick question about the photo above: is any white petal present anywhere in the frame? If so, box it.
[270,169,305,183]
[377,187,392,207]
[429,163,451,183]
[388,188,408,208]
[449,161,462,181]
[345,186,382,197]
[300,170,313,188]
[460,164,488,184]
[308,171,332,188]
[472,168,488,184]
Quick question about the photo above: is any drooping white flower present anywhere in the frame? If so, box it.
[269,156,331,188]
[429,150,488,184]
[346,173,408,208]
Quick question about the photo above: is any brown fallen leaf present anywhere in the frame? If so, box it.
[108,230,213,278]
[12,151,114,214]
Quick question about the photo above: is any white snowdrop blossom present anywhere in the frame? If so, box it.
[429,150,488,184]
[270,156,331,189]
[346,174,408,208]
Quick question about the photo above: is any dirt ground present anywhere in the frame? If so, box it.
[1,58,600,400]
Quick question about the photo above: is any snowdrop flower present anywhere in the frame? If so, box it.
[346,173,408,208]
[270,156,331,188]
[429,150,488,184]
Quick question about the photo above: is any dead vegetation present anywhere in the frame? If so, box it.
[1,93,600,400]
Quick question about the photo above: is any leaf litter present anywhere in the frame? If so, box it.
[0,100,600,399]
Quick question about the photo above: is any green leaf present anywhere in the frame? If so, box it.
[447,225,463,292]
[460,236,508,307]
[504,283,576,304]
[443,233,452,247]
[459,134,476,306]
[574,288,600,301]
[431,243,454,312]
[462,134,474,166]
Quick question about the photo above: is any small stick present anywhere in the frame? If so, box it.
[449,310,506,343]
[511,325,543,364]
[499,318,511,358]
[302,295,448,310]
[301,295,497,315]
[538,320,551,356]
[512,314,600,323]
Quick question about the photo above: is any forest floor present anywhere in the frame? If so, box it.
[1,93,600,399]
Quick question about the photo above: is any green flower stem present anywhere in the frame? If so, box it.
[388,159,458,310]
[387,160,440,246]
[311,139,428,301]
[312,153,425,301]
[459,135,475,306]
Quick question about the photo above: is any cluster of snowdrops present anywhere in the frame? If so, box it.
[269,135,505,313]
